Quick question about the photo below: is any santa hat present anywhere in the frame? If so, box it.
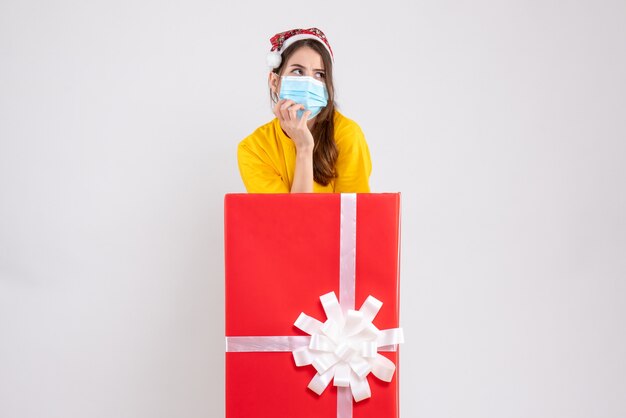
[266,27,334,69]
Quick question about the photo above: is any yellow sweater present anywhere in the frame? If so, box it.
[237,111,372,193]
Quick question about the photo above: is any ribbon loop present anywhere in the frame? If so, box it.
[292,346,314,366]
[310,334,335,352]
[377,328,405,347]
[322,319,342,343]
[308,367,335,395]
[334,342,355,361]
[349,357,371,378]
[370,354,396,383]
[360,341,378,358]
[313,352,340,375]
[334,363,351,387]
[348,370,371,402]
[353,322,380,342]
[343,310,366,337]
[359,295,383,323]
[295,312,324,335]
[321,291,344,326]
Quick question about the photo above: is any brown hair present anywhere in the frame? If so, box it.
[270,39,338,186]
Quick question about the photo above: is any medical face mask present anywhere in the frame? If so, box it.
[278,76,329,120]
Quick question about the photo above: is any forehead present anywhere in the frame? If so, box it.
[285,46,324,69]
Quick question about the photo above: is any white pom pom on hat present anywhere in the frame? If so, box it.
[267,27,334,70]
[266,51,282,69]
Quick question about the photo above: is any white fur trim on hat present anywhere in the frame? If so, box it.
[279,33,334,62]
[266,33,334,69]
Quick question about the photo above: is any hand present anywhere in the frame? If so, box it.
[273,99,314,152]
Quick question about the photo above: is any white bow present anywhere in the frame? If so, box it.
[292,291,404,402]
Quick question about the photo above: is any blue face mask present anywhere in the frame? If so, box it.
[279,76,329,120]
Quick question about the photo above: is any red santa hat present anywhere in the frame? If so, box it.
[266,27,334,69]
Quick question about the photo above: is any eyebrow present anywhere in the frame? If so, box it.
[289,63,325,72]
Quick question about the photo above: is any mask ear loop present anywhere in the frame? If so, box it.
[270,71,281,104]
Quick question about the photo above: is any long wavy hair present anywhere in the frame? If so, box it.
[270,39,338,186]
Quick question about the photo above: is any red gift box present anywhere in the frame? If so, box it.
[225,193,402,418]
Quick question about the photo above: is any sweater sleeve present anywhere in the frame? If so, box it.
[333,120,372,193]
[237,141,290,193]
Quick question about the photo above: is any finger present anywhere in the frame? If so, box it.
[280,100,295,121]
[273,99,286,118]
[280,99,294,109]
[300,110,312,124]
[289,104,305,121]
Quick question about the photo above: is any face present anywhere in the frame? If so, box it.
[269,46,326,97]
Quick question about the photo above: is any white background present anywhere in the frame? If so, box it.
[1,1,625,417]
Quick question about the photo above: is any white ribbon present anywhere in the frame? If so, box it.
[225,193,404,417]
[292,291,404,402]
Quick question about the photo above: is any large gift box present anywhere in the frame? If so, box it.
[224,193,403,418]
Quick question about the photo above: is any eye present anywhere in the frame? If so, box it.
[315,71,326,79]
[291,68,303,75]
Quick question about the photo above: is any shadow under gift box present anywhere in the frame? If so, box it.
[224,193,401,418]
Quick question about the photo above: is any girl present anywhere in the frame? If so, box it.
[237,28,372,193]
